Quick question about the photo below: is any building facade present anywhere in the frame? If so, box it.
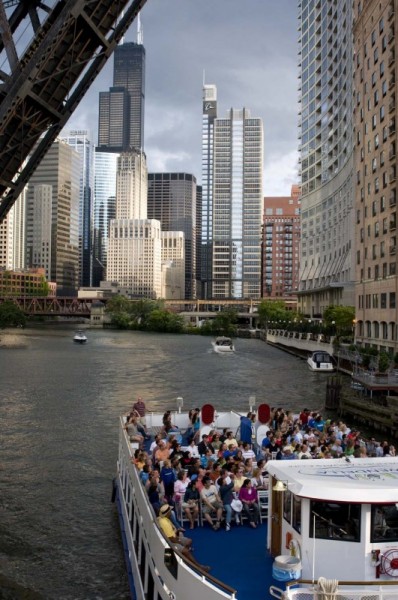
[93,151,118,286]
[60,130,95,287]
[161,231,185,300]
[354,0,398,352]
[106,151,163,298]
[212,107,263,299]
[262,186,301,298]
[25,140,80,296]
[200,84,217,299]
[0,188,26,270]
[298,0,355,318]
[98,41,145,153]
[148,172,196,299]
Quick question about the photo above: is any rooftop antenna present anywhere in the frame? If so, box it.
[137,13,143,45]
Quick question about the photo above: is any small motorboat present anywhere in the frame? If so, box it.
[307,350,334,371]
[73,330,87,344]
[212,336,235,353]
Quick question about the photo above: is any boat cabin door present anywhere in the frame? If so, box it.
[270,476,283,557]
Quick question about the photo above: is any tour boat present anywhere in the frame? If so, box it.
[307,350,334,372]
[73,330,87,344]
[114,403,398,600]
[268,457,398,599]
[212,336,235,353]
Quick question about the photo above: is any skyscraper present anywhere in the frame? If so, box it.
[353,0,398,352]
[98,41,145,153]
[106,151,163,299]
[298,0,355,317]
[60,130,95,287]
[148,172,197,299]
[200,84,217,299]
[93,151,118,286]
[262,186,301,298]
[212,107,263,299]
[25,140,80,296]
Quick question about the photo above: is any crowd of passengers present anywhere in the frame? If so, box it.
[124,402,397,537]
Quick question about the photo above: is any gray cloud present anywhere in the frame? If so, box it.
[69,0,298,195]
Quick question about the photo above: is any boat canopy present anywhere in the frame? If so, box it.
[267,457,398,503]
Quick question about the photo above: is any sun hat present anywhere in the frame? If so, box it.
[159,504,172,517]
[231,499,243,513]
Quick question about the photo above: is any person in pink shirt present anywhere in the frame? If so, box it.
[238,478,260,528]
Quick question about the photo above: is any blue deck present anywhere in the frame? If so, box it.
[188,521,280,600]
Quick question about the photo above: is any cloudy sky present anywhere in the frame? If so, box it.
[69,0,299,196]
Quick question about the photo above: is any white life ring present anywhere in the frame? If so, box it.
[289,539,301,560]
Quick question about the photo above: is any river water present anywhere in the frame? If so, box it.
[0,328,335,599]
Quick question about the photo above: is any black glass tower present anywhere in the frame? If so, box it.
[98,41,145,152]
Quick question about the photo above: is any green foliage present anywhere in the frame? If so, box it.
[0,300,26,328]
[378,351,391,373]
[257,300,293,328]
[198,308,238,337]
[105,295,183,333]
[394,353,398,366]
[322,305,355,335]
[145,309,184,333]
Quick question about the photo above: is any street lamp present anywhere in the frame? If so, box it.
[176,396,184,413]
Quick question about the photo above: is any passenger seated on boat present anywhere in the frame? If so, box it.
[174,470,190,504]
[124,416,144,447]
[200,477,223,530]
[210,432,222,451]
[182,478,200,529]
[157,504,210,571]
[224,431,238,448]
[197,434,214,456]
[187,439,200,458]
[154,441,170,468]
[238,479,260,528]
[232,466,246,492]
[242,443,256,461]
[251,467,268,490]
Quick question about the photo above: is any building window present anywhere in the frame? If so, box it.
[390,292,396,308]
[381,293,387,308]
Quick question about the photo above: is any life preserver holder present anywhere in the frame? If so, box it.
[381,548,398,577]
[289,539,301,561]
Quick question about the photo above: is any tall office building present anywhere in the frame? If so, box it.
[25,140,80,296]
[0,189,26,270]
[200,84,217,298]
[93,151,118,286]
[148,172,197,299]
[298,0,355,318]
[98,41,145,153]
[353,0,398,352]
[262,186,301,298]
[107,151,163,298]
[161,231,185,299]
[60,130,95,287]
[212,107,263,299]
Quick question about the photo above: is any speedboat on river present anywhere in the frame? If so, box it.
[212,336,235,353]
[114,402,398,600]
[307,350,334,372]
[73,330,87,344]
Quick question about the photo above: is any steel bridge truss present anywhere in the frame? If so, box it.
[1,296,93,315]
[0,0,147,221]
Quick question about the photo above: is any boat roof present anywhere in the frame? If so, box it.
[267,457,398,503]
[215,336,232,341]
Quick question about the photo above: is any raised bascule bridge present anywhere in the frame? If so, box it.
[0,0,147,222]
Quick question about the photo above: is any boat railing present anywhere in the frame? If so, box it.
[270,580,398,600]
[117,418,238,600]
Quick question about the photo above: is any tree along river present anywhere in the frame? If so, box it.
[1,328,337,599]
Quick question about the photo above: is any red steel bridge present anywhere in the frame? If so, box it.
[0,0,147,221]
